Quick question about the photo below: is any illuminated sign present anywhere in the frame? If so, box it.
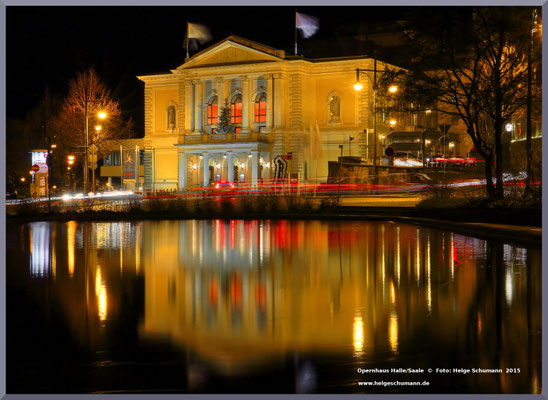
[31,151,48,173]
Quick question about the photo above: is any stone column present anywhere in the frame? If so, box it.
[266,75,274,131]
[217,78,225,111]
[194,80,203,133]
[241,76,251,133]
[273,73,285,128]
[178,152,187,190]
[251,151,259,186]
[202,153,210,187]
[263,153,271,180]
[185,82,193,132]
[227,152,234,183]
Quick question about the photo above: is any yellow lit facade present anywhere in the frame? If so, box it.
[131,35,405,190]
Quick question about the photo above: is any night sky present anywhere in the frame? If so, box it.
[7,6,411,133]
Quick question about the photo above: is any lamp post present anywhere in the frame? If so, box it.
[83,102,107,193]
[337,144,343,206]
[67,154,75,192]
[526,8,540,193]
[349,136,354,156]
[353,62,397,184]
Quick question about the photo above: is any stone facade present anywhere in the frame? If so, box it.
[126,35,433,190]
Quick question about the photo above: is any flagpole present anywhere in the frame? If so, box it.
[186,21,189,58]
[294,10,298,55]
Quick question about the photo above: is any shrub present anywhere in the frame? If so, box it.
[194,197,215,216]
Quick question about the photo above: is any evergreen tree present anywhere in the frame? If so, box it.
[216,99,235,134]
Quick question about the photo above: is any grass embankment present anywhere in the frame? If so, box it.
[7,182,542,228]
[414,184,542,227]
[6,195,339,222]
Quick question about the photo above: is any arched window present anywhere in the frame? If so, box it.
[254,93,266,123]
[230,94,242,124]
[207,97,218,125]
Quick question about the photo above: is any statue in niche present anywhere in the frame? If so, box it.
[328,95,341,123]
[166,100,176,130]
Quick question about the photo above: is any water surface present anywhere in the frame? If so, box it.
[6,219,541,393]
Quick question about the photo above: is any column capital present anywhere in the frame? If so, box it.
[272,73,283,79]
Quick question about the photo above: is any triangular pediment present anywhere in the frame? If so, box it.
[177,36,285,69]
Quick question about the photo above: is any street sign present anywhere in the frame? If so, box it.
[90,162,98,170]
[31,164,40,172]
[439,124,452,134]
[88,153,97,163]
[385,147,394,157]
[88,144,98,155]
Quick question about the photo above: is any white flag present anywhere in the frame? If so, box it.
[187,22,212,44]
[296,12,319,39]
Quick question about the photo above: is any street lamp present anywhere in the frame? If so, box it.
[353,63,395,184]
[84,104,107,193]
[67,154,76,192]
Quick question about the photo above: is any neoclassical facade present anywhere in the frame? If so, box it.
[121,36,406,190]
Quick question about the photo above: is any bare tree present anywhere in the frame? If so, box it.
[57,67,133,191]
[397,7,537,198]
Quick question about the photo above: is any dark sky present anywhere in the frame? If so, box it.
[7,6,411,132]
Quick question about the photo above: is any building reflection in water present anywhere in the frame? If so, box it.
[19,219,541,393]
[137,220,540,390]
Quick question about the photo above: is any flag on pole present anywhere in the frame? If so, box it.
[296,12,319,38]
[187,22,212,43]
[185,22,212,57]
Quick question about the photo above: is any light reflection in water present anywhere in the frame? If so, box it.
[30,222,50,278]
[427,235,432,314]
[15,220,541,393]
[505,266,513,306]
[353,314,364,355]
[67,221,76,278]
[415,229,420,285]
[451,233,455,281]
[95,266,108,322]
[396,227,400,286]
[389,312,399,353]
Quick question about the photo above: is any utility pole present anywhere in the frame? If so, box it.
[373,58,378,185]
[337,144,343,206]
[84,99,89,194]
[526,9,537,193]
[349,135,354,156]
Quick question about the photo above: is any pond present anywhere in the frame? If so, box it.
[6,219,541,394]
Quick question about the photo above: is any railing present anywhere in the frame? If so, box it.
[178,132,271,145]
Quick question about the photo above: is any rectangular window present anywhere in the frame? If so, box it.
[207,103,218,125]
[254,99,266,123]
[231,102,242,124]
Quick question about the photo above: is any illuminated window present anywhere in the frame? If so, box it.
[207,97,218,125]
[230,94,242,124]
[254,94,266,123]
